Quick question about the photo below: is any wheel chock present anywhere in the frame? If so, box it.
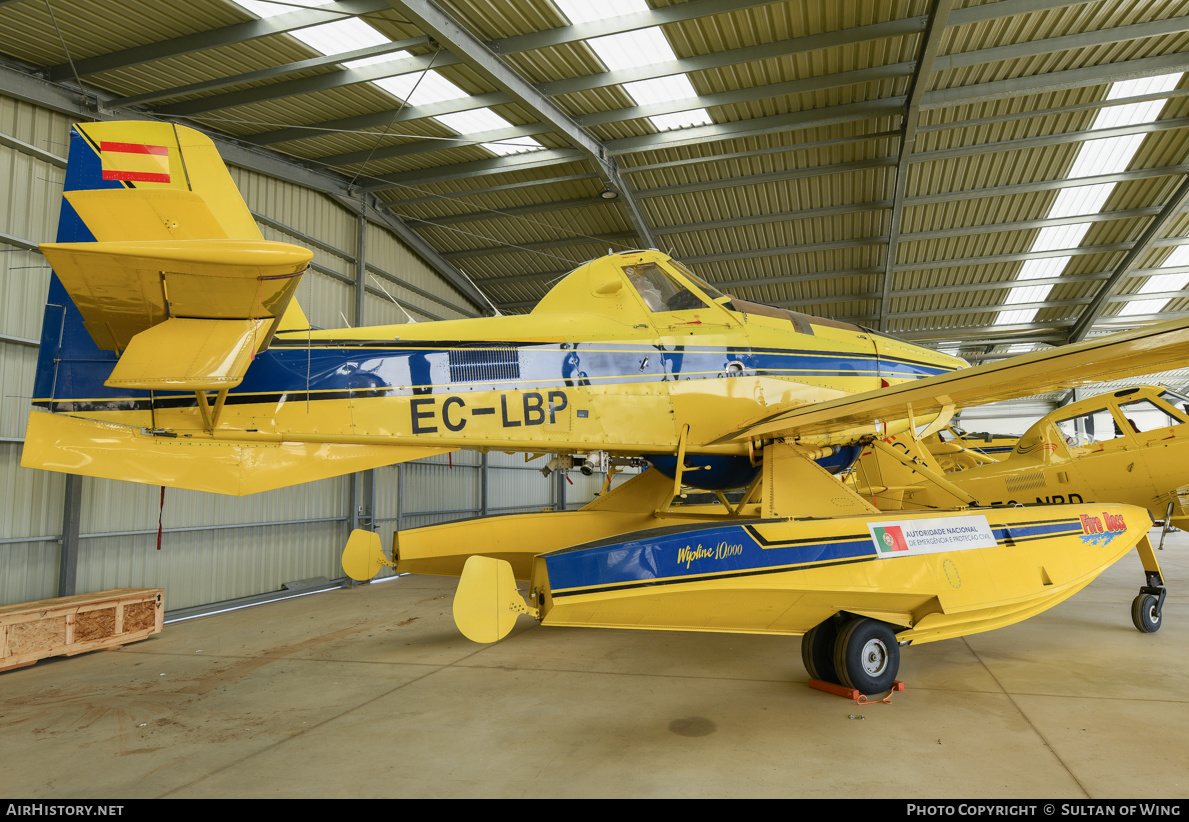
[808,678,905,704]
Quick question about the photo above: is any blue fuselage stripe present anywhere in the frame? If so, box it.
[37,337,956,404]
[546,517,1086,595]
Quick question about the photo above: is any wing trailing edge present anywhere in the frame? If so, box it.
[21,412,455,496]
[720,315,1189,444]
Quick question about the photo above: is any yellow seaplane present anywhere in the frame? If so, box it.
[887,385,1189,529]
[20,121,1188,695]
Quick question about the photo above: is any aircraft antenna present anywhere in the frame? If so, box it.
[369,274,417,323]
[457,267,503,317]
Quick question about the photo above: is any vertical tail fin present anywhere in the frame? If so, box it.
[32,121,308,413]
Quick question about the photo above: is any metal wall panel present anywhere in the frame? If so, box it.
[0,539,60,606]
[0,442,65,541]
[74,519,349,611]
[366,223,475,321]
[0,344,38,440]
[0,97,69,606]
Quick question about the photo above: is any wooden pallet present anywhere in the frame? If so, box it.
[0,588,164,673]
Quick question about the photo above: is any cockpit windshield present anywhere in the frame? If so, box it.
[623,262,708,312]
[667,259,726,301]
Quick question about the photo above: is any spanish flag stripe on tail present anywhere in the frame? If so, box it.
[99,142,169,156]
[99,141,170,183]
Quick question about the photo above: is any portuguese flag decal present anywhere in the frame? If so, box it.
[873,525,909,554]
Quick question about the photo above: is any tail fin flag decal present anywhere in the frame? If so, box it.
[99,141,171,183]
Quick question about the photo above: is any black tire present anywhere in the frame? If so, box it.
[1132,593,1162,633]
[801,618,841,684]
[833,617,900,694]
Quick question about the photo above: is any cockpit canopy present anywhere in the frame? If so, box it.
[531,249,864,336]
[1041,386,1189,450]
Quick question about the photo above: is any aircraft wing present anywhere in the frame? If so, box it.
[718,316,1189,444]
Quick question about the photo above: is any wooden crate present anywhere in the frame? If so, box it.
[0,588,164,673]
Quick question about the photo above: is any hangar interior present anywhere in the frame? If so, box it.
[5,0,1189,610]
[2,0,1189,799]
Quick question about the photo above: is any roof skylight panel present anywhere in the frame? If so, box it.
[584,28,712,131]
[623,76,713,128]
[553,0,711,132]
[230,0,335,20]
[554,0,647,24]
[371,71,465,105]
[291,18,391,57]
[991,73,1184,327]
[226,0,544,156]
[1117,246,1189,318]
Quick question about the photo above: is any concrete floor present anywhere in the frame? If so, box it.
[2,531,1188,799]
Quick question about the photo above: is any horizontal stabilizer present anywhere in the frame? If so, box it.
[21,411,455,496]
[39,239,311,352]
[64,189,230,242]
[105,317,267,391]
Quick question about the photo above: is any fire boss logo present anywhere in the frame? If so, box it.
[1080,512,1126,534]
[1079,511,1127,546]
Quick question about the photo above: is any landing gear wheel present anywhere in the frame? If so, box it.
[833,618,900,695]
[801,618,841,684]
[1132,593,1162,633]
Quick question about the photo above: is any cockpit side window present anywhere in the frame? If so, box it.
[1054,408,1124,446]
[1118,398,1183,432]
[623,262,707,312]
[1157,389,1189,420]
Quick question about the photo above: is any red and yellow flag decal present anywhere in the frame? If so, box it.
[872,525,909,553]
[100,141,170,183]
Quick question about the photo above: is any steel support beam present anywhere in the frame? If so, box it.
[440,232,636,261]
[318,123,554,168]
[57,474,82,598]
[911,116,1189,166]
[381,172,601,207]
[45,0,394,81]
[906,164,1189,207]
[330,193,490,311]
[1068,174,1189,342]
[111,36,431,109]
[383,0,655,249]
[407,196,614,227]
[878,0,952,332]
[361,148,585,191]
[349,206,375,539]
[922,51,1189,111]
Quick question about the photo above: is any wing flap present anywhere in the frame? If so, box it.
[722,316,1189,443]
